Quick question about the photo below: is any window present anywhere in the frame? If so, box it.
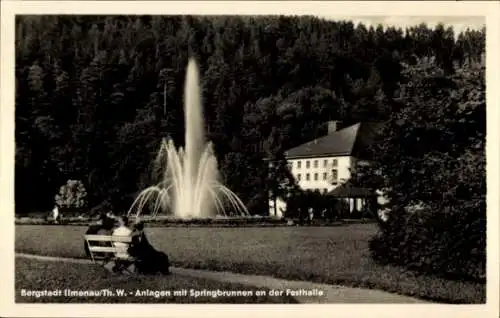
[332,159,338,167]
[287,162,292,170]
[297,161,301,169]
[323,159,328,167]
[297,173,301,181]
[314,160,318,168]
[306,173,310,181]
[314,173,318,181]
[306,161,310,168]
[323,188,328,194]
[323,172,327,180]
[332,169,338,183]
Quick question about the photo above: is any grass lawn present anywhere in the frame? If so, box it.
[15,224,485,303]
[15,258,298,303]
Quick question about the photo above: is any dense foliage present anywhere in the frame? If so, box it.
[353,55,486,281]
[15,15,485,218]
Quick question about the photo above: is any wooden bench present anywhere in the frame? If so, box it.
[84,234,137,274]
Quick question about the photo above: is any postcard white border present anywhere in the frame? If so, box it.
[1,1,498,317]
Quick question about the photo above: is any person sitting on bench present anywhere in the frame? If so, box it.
[84,212,116,258]
[128,220,170,275]
[111,215,133,272]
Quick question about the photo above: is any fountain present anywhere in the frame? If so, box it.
[127,59,249,219]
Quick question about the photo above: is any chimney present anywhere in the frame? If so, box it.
[328,120,339,134]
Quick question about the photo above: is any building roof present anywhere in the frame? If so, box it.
[327,183,376,198]
[284,122,381,160]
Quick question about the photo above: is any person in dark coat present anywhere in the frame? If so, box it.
[128,221,170,275]
[84,212,116,257]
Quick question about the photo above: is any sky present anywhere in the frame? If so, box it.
[322,16,485,35]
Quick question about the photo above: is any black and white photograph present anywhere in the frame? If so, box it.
[1,1,498,317]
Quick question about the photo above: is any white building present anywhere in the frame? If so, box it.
[268,121,383,218]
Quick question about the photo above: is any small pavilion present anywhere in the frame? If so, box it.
[327,182,378,218]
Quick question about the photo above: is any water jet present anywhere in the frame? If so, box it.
[127,59,249,219]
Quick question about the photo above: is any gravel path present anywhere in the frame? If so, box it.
[15,252,429,304]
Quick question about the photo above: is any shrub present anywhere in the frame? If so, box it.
[369,203,485,282]
[140,216,287,227]
[54,179,88,214]
[353,57,486,283]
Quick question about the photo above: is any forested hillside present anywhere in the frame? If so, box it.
[15,15,485,214]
